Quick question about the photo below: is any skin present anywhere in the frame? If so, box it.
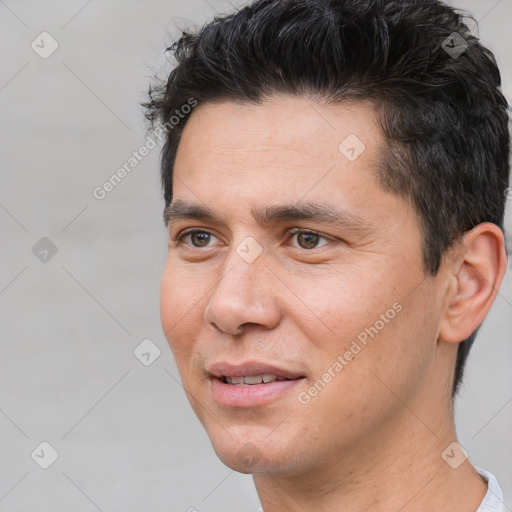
[160,95,507,511]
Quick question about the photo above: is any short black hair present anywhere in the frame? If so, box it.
[143,0,510,396]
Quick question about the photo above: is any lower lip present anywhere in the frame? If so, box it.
[210,377,305,407]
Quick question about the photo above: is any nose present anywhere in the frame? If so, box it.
[203,245,282,336]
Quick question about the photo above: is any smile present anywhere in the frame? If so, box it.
[211,375,306,407]
[223,375,295,385]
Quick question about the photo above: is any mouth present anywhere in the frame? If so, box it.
[221,374,299,385]
[207,360,306,380]
[207,361,307,407]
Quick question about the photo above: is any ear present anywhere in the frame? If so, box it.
[439,222,508,343]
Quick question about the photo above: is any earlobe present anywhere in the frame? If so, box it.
[439,222,508,343]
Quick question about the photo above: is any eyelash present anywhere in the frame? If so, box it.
[174,228,333,250]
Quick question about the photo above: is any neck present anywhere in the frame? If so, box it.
[253,403,487,512]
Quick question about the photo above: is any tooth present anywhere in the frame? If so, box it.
[224,375,287,385]
[243,375,263,385]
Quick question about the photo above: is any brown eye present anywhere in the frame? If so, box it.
[190,232,211,247]
[289,229,330,250]
[178,230,216,248]
[297,232,320,249]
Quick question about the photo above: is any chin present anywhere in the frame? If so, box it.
[207,429,309,476]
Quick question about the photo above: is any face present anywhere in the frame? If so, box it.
[161,95,448,476]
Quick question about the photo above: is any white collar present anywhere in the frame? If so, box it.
[475,467,504,512]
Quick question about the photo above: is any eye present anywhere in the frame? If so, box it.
[288,228,331,249]
[176,229,218,248]
[173,228,333,250]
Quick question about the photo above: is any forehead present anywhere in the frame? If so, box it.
[174,95,384,185]
[170,96,400,230]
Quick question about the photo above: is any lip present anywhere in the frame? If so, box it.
[206,361,306,380]
[210,376,305,407]
[207,360,307,408]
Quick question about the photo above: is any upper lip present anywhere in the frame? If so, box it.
[207,361,306,380]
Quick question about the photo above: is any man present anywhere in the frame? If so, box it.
[144,0,510,510]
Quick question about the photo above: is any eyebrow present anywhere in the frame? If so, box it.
[164,200,371,233]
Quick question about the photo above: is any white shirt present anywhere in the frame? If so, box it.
[476,467,504,512]
[255,467,504,512]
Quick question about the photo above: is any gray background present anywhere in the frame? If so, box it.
[0,1,510,511]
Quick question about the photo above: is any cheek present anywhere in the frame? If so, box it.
[160,262,177,338]
[290,265,433,399]
[159,260,207,363]
[308,276,438,421]
[286,264,398,357]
